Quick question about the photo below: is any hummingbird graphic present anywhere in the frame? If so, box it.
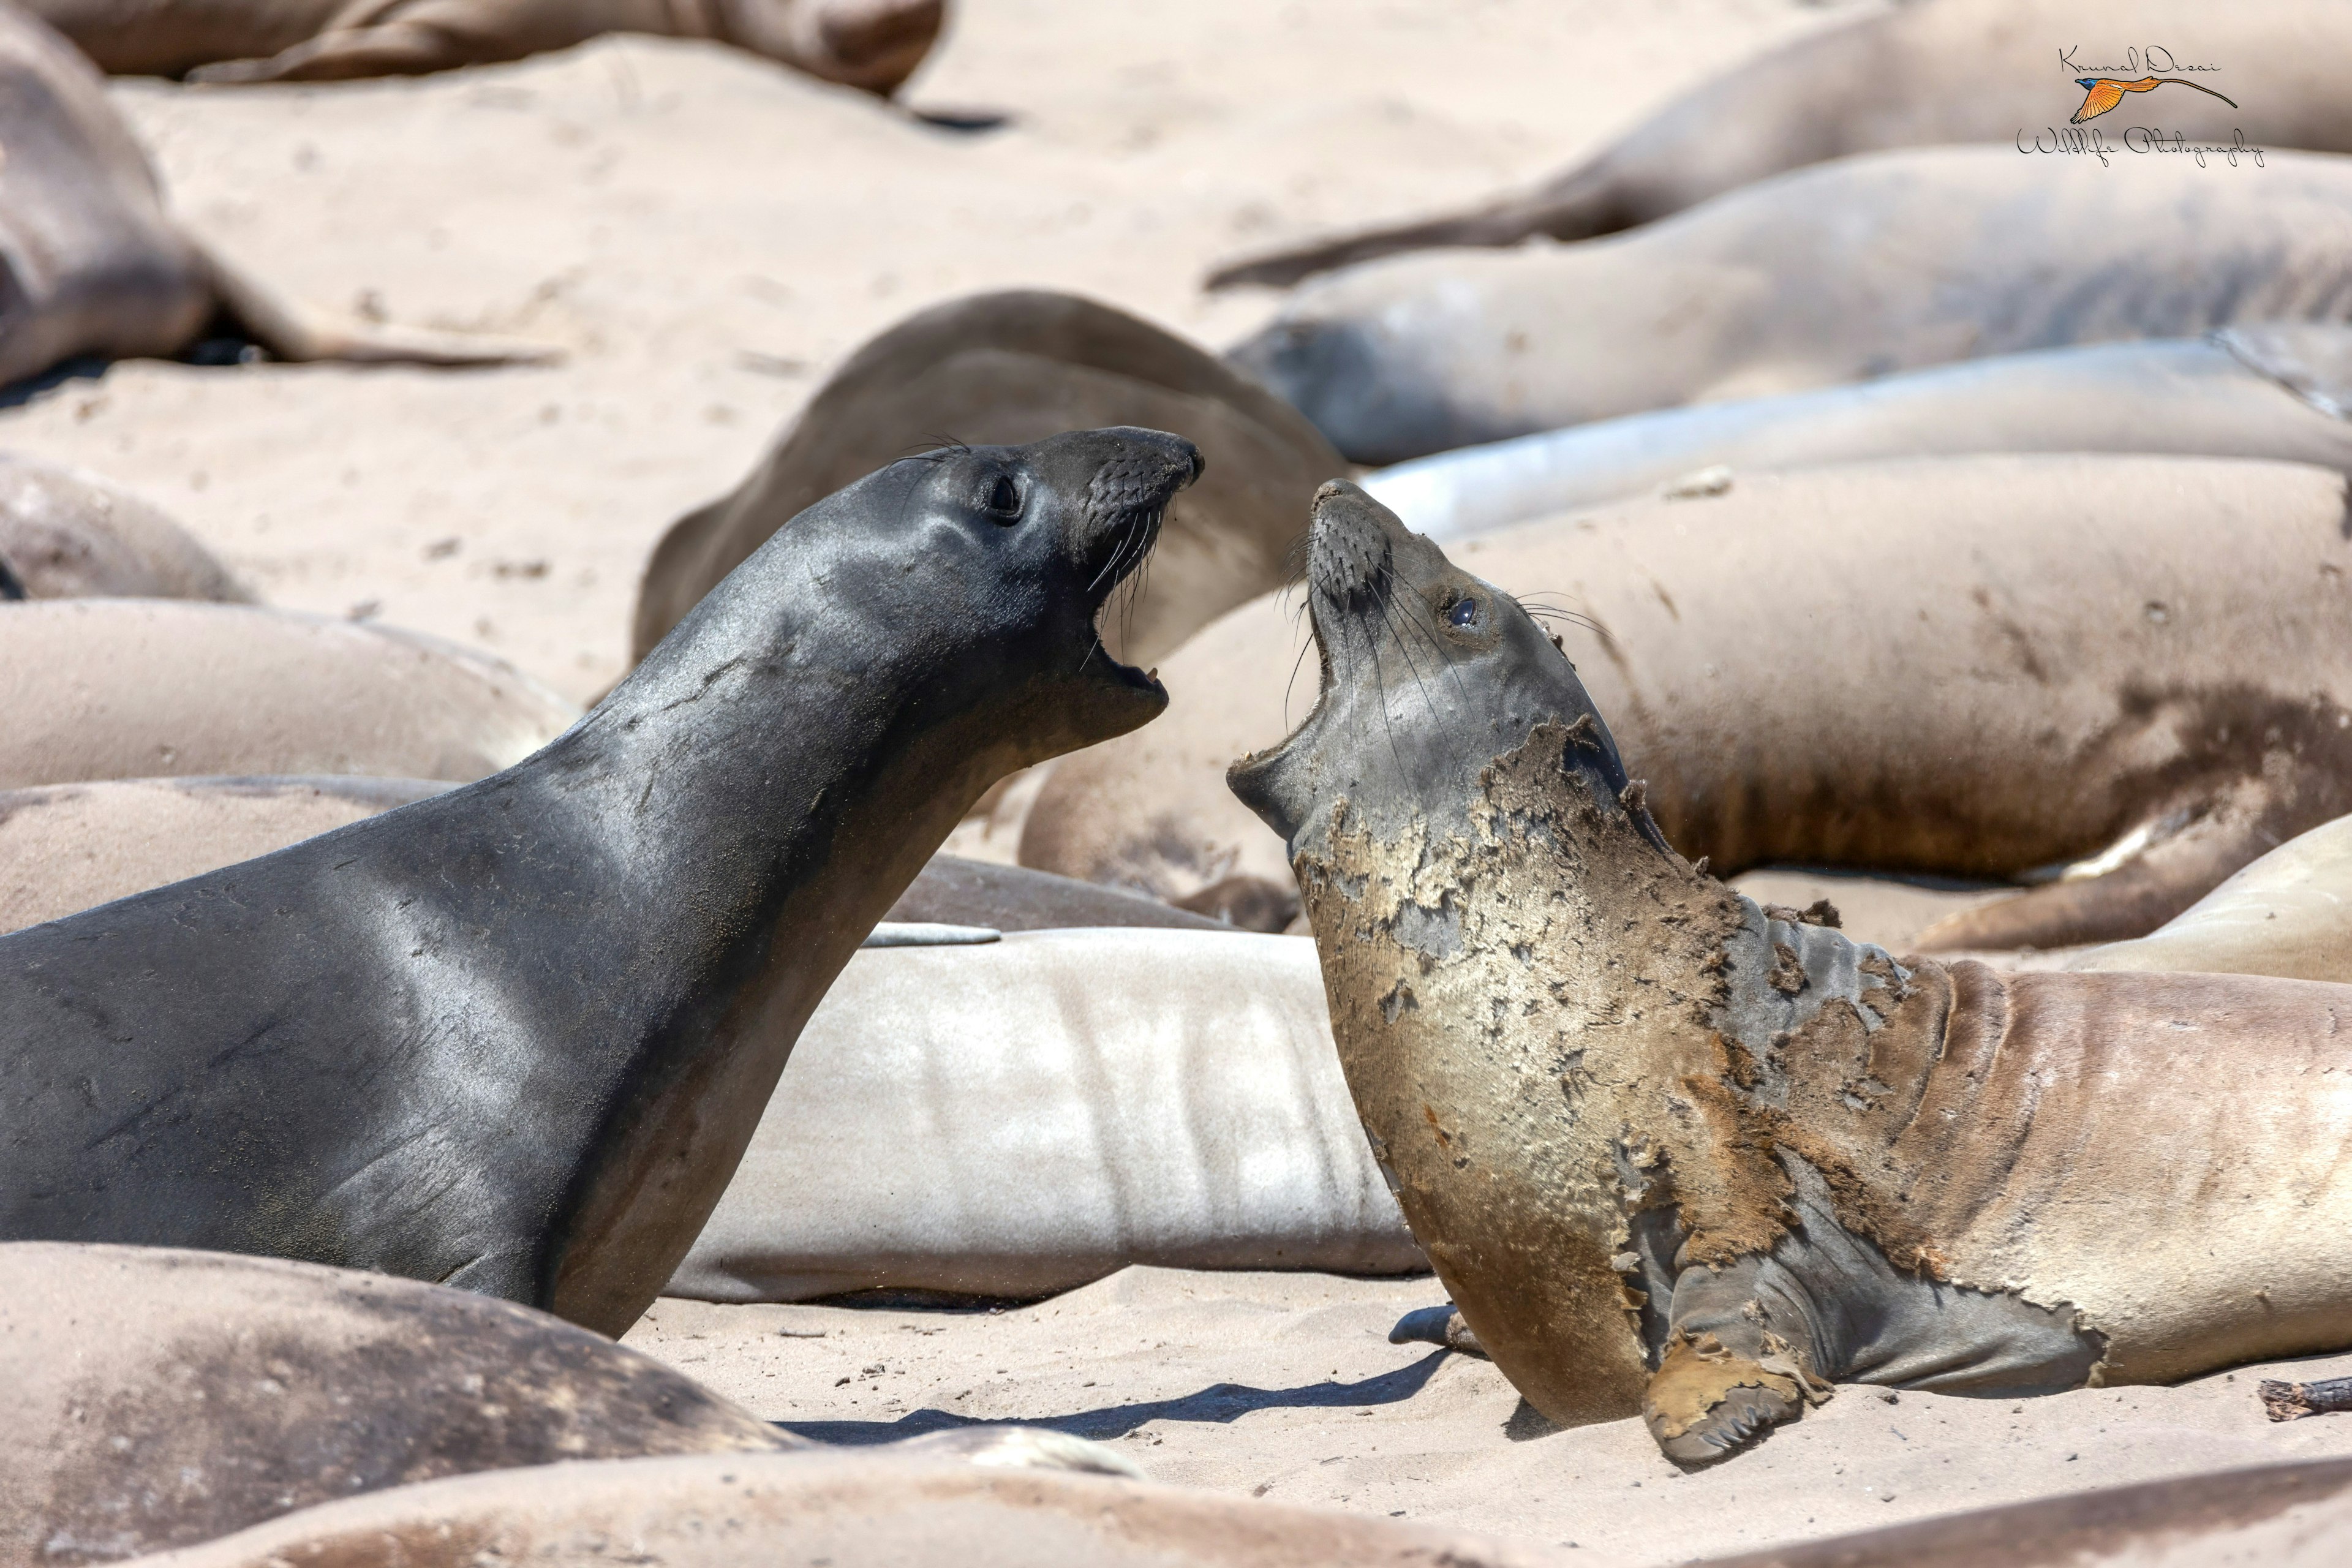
[2070,76,2237,125]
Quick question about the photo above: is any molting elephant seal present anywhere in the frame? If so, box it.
[1226,480,2352,1462]
[0,428,1194,1338]
[1033,455,2352,951]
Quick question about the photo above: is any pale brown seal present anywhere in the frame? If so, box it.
[1211,0,2352,288]
[87,1450,1557,1568]
[1228,147,2352,463]
[2062,813,2352,986]
[0,453,251,601]
[633,290,1344,673]
[31,0,943,92]
[1028,454,2352,951]
[1225,480,2352,1462]
[0,2,552,389]
[0,600,580,790]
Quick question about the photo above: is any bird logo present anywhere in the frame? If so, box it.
[2070,76,2237,125]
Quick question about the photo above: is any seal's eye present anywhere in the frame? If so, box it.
[984,475,1022,520]
[1447,596,1477,628]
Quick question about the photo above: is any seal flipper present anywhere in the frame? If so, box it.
[1644,1257,1825,1464]
[189,235,564,368]
[1917,806,2285,952]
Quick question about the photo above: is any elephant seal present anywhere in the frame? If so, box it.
[0,3,551,391]
[34,0,944,93]
[1227,479,2352,1463]
[671,928,1418,1303]
[94,1451,1553,1568]
[0,454,251,601]
[1031,454,2352,951]
[1210,0,2352,288]
[1229,147,2352,464]
[6,1242,1149,1565]
[883,854,1228,932]
[0,600,579,789]
[2065,813,2352,986]
[1363,326,2352,542]
[0,429,1194,1336]
[2,1242,803,1565]
[633,290,1343,672]
[1688,1453,2352,1568]
[0,775,450,935]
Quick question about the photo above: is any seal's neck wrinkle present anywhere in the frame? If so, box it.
[1293,718,1765,1426]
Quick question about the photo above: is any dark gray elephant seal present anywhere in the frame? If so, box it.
[0,453,250,601]
[1229,481,2352,1463]
[635,290,1341,672]
[1363,326,2352,541]
[0,2,552,390]
[0,428,1194,1336]
[1230,146,2352,464]
[31,0,943,93]
[1210,0,2352,288]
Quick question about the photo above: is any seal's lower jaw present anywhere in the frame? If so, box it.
[1226,589,1335,845]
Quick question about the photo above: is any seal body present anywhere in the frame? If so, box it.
[635,290,1343,672]
[1,1242,800,1566]
[1228,481,2352,1461]
[0,429,1194,1336]
[0,775,449,935]
[1036,455,2352,950]
[1210,0,2352,287]
[2068,813,2352,986]
[671,929,1417,1303]
[86,1450,1553,1568]
[0,453,251,601]
[1362,327,2352,541]
[0,600,580,790]
[26,0,944,92]
[0,4,552,387]
[1230,148,2352,463]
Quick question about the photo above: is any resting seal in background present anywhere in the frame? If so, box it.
[1228,481,2352,1463]
[0,767,1217,937]
[6,1242,1140,1564]
[2,1242,802,1564]
[1210,0,2352,288]
[0,2,551,390]
[0,428,1195,1336]
[80,1451,1545,1568]
[2065,813,2352,987]
[0,600,579,790]
[0,453,251,601]
[633,290,1343,672]
[31,0,943,92]
[1028,455,2352,950]
[671,929,1417,1303]
[1229,147,2352,464]
[1362,326,2352,542]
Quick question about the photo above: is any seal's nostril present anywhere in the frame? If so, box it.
[1188,448,1206,485]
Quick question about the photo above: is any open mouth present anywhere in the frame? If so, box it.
[1084,448,1200,693]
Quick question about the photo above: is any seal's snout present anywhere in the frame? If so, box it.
[1306,479,1397,608]
[1072,428,1201,595]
